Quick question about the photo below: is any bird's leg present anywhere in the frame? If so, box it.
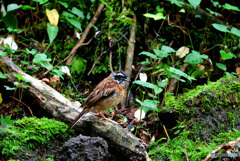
[95,110,108,120]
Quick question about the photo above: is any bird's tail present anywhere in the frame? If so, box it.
[67,107,91,130]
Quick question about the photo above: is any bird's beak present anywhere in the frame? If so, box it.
[125,77,130,82]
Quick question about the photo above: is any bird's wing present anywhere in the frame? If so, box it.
[83,80,117,107]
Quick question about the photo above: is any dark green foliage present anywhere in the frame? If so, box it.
[0,117,68,156]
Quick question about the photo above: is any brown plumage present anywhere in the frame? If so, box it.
[68,70,130,129]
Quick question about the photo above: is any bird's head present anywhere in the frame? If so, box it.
[111,70,130,84]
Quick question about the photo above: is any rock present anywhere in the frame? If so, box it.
[57,134,108,161]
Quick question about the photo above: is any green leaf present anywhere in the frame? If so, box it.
[70,56,87,75]
[0,52,7,57]
[20,60,30,65]
[143,13,166,20]
[216,63,227,71]
[4,85,16,90]
[133,80,163,95]
[230,27,240,37]
[66,17,82,31]
[21,5,36,10]
[166,67,196,82]
[142,99,159,111]
[32,0,48,5]
[184,50,208,64]
[0,71,8,79]
[47,23,58,44]
[188,0,201,9]
[15,74,24,82]
[62,11,75,18]
[33,53,51,64]
[139,51,157,59]
[206,8,222,16]
[40,62,53,70]
[135,98,143,105]
[0,114,16,127]
[167,0,184,7]
[211,0,219,7]
[7,4,22,12]
[71,7,84,19]
[161,45,176,53]
[223,3,240,12]
[57,1,68,8]
[157,80,168,88]
[212,23,228,32]
[51,69,64,79]
[2,12,18,29]
[153,49,169,58]
[219,50,236,60]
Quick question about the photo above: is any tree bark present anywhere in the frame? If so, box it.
[124,14,137,104]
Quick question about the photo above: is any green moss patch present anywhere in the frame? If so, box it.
[0,117,68,156]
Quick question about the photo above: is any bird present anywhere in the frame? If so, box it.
[68,70,130,130]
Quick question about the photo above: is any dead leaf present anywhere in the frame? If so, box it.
[197,64,205,71]
[46,9,59,26]
[236,67,240,77]
[176,46,190,58]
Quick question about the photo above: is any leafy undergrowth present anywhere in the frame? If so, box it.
[149,128,240,160]
[0,117,68,157]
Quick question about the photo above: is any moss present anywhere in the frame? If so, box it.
[0,117,68,156]
[164,78,240,115]
[149,128,240,160]
[149,78,240,160]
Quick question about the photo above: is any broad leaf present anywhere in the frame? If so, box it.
[219,50,236,60]
[33,53,51,64]
[188,0,201,9]
[230,27,240,37]
[66,17,82,31]
[139,51,157,59]
[142,99,159,111]
[184,50,208,64]
[0,71,7,79]
[133,80,163,94]
[153,49,169,58]
[216,63,227,71]
[46,9,59,26]
[166,67,195,82]
[32,0,48,5]
[4,85,16,90]
[71,7,84,19]
[161,45,176,53]
[212,23,228,33]
[223,3,240,12]
[47,23,58,43]
[7,3,22,12]
[143,13,166,20]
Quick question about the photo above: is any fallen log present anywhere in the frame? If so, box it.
[0,52,149,161]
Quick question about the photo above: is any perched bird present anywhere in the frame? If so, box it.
[68,70,130,129]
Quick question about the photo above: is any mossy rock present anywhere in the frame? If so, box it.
[149,78,240,160]
[0,117,68,157]
[163,78,240,140]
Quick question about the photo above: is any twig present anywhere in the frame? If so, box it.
[66,3,105,65]
[124,14,136,102]
[184,144,189,161]
[10,96,34,117]
[204,138,240,161]
[42,37,94,77]
[88,31,129,76]
[108,25,113,72]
